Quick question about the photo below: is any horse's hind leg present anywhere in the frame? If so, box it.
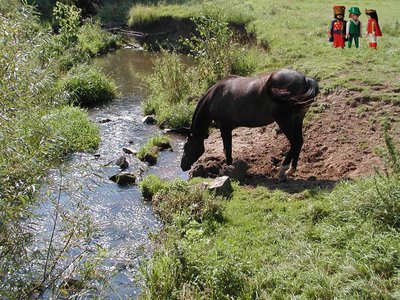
[220,123,233,165]
[288,116,305,175]
[276,116,303,179]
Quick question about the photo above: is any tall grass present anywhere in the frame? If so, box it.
[0,2,115,298]
[143,17,259,128]
[141,164,400,299]
[129,0,400,99]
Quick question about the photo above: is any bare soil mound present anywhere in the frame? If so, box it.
[189,91,400,191]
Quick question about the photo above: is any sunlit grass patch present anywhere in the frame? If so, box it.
[136,135,171,165]
[58,64,118,106]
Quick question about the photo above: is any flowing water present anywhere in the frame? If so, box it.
[33,49,188,298]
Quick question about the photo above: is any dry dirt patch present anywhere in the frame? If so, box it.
[189,91,400,191]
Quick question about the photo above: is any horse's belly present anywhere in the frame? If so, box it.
[237,118,274,127]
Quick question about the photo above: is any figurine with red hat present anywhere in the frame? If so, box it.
[365,9,382,50]
[346,7,362,48]
[328,6,347,48]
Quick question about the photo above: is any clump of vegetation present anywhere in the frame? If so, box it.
[143,50,201,128]
[0,2,116,298]
[153,180,225,226]
[127,3,160,26]
[140,174,169,201]
[137,135,171,165]
[143,16,259,129]
[77,20,121,56]
[97,0,135,26]
[58,64,118,106]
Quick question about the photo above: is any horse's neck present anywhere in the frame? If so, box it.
[191,96,211,139]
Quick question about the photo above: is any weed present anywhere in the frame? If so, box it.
[136,135,171,164]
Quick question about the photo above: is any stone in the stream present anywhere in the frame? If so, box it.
[122,147,137,155]
[115,156,129,169]
[143,153,157,166]
[99,118,112,123]
[208,176,233,198]
[109,172,137,185]
[142,115,157,124]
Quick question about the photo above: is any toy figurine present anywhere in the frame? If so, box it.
[346,7,362,48]
[329,6,347,48]
[365,9,382,50]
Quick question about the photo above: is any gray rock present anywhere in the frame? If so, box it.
[222,160,249,181]
[142,115,157,124]
[115,156,129,169]
[208,176,233,198]
[122,147,137,155]
[109,172,137,185]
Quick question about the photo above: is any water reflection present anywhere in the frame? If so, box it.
[34,49,188,299]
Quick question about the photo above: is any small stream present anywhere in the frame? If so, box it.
[33,49,188,298]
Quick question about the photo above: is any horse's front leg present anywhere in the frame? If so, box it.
[220,125,233,165]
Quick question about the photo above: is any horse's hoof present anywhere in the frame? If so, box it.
[285,166,296,176]
[278,165,289,177]
[278,174,288,182]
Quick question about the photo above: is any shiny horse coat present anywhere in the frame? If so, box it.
[181,69,319,180]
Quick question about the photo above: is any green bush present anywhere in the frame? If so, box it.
[137,135,171,164]
[58,64,118,106]
[139,174,168,201]
[143,16,257,129]
[77,20,120,56]
[98,0,135,25]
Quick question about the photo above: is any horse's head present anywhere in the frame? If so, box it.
[180,135,205,171]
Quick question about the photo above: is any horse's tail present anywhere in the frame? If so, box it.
[267,71,319,107]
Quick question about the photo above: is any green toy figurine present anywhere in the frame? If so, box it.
[346,7,362,48]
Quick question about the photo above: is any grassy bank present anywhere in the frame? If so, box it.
[131,0,400,129]
[141,172,400,299]
[128,0,400,96]
[0,2,119,298]
[129,0,400,298]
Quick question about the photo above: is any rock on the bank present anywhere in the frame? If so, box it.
[208,176,233,198]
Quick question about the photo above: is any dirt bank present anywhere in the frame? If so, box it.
[189,90,400,191]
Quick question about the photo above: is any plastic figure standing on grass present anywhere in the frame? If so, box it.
[346,7,362,48]
[329,6,347,48]
[365,9,382,50]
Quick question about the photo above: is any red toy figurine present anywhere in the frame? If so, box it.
[365,9,382,50]
[329,6,347,48]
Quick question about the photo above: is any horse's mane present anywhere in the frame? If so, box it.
[190,77,236,138]
[190,87,215,139]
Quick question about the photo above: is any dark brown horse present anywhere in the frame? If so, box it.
[180,69,319,180]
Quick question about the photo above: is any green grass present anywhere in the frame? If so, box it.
[57,64,118,106]
[137,135,172,164]
[128,0,400,98]
[141,174,400,299]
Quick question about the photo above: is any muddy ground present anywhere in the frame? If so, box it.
[189,90,400,193]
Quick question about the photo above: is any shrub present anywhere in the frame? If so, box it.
[143,16,257,129]
[136,135,171,164]
[58,64,118,106]
[139,174,168,201]
[77,20,120,56]
[127,4,159,26]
